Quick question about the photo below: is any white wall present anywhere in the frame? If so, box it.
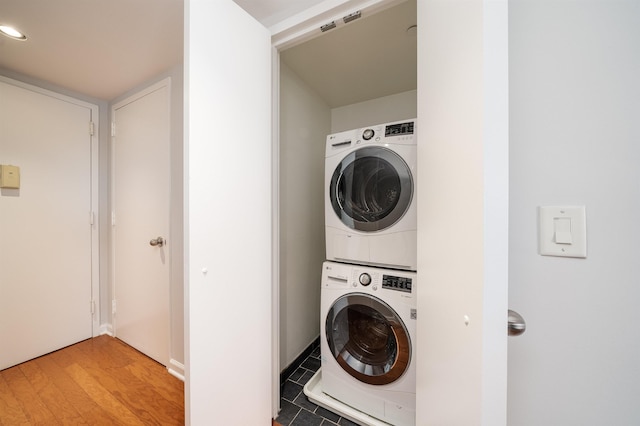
[508,1,640,424]
[279,62,330,370]
[331,90,417,133]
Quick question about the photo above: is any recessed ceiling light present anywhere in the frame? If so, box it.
[0,25,27,40]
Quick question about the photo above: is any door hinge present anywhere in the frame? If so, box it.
[90,211,95,226]
[320,21,337,32]
[112,299,117,315]
[91,300,96,315]
[89,121,95,136]
[343,11,361,24]
[111,122,116,137]
[111,211,116,227]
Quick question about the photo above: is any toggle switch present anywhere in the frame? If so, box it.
[538,206,587,258]
[553,217,572,244]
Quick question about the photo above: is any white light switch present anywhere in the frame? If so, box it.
[538,206,587,258]
[553,217,572,244]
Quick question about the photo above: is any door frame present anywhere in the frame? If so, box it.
[267,0,509,422]
[110,77,172,365]
[268,0,410,416]
[0,74,101,338]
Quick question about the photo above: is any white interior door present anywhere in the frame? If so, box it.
[185,1,273,424]
[0,78,95,370]
[508,2,640,424]
[416,1,509,424]
[112,79,171,366]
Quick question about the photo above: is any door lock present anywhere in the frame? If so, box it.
[149,236,165,247]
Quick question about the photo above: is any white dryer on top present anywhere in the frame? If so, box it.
[325,119,417,271]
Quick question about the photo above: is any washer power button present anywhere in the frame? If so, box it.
[359,273,372,286]
[362,129,374,140]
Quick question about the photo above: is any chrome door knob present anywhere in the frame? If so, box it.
[508,309,526,336]
[149,236,165,247]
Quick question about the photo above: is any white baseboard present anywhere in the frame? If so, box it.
[100,323,114,336]
[168,358,185,381]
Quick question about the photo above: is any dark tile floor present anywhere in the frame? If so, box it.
[276,346,359,426]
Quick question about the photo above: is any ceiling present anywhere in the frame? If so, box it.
[280,0,416,107]
[234,0,329,28]
[0,0,415,105]
[0,0,184,100]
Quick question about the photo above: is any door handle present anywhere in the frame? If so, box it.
[508,309,526,336]
[149,236,165,247]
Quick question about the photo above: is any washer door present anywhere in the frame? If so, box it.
[325,292,411,385]
[330,146,413,232]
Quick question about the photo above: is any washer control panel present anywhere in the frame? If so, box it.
[384,121,414,137]
[350,268,413,294]
[360,121,414,141]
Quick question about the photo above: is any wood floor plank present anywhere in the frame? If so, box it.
[75,336,136,369]
[125,359,184,407]
[69,343,183,425]
[80,339,184,425]
[0,373,30,425]
[68,336,183,425]
[0,336,184,426]
[18,361,87,425]
[35,356,121,425]
[64,362,145,426]
[46,341,82,369]
[107,339,183,406]
[1,366,59,425]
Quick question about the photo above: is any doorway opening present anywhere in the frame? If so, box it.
[275,0,417,420]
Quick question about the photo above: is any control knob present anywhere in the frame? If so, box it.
[359,273,372,286]
[362,129,375,140]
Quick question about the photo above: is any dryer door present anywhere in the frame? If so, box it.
[330,146,413,232]
[325,292,411,385]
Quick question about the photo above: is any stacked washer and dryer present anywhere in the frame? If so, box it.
[309,119,418,426]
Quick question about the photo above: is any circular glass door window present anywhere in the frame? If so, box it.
[325,293,411,385]
[330,146,413,232]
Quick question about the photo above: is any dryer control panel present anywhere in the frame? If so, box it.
[382,274,412,293]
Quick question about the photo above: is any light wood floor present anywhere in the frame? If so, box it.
[0,335,184,425]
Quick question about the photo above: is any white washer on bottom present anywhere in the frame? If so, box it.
[320,261,417,426]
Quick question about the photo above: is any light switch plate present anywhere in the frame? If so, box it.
[538,206,587,258]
